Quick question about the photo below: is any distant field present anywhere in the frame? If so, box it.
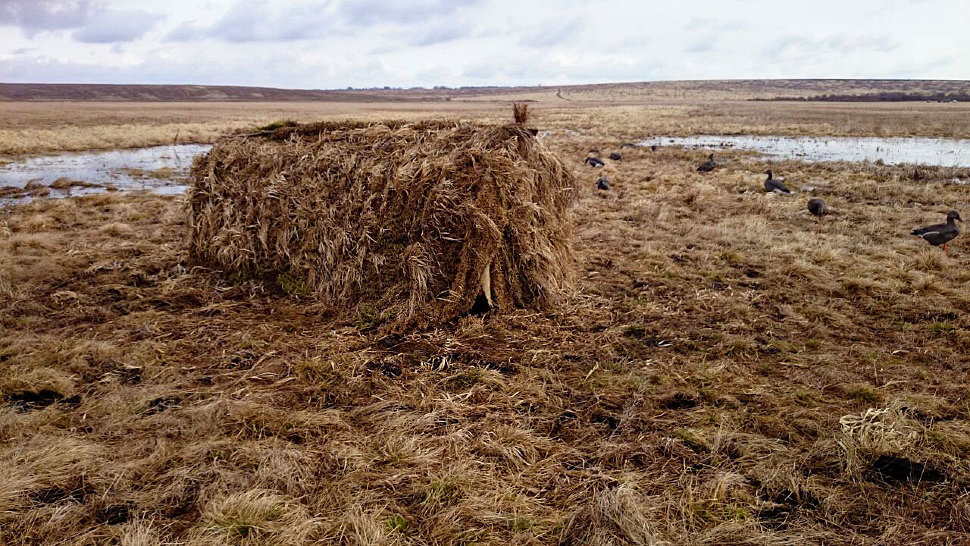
[1,98,970,156]
[2,79,970,103]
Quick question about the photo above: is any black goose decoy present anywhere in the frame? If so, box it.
[807,198,827,220]
[912,211,962,252]
[596,177,610,191]
[764,170,791,194]
[585,157,605,168]
[650,145,658,151]
[697,153,717,172]
[609,152,622,161]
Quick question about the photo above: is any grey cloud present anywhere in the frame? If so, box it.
[519,19,584,48]
[0,0,161,42]
[682,17,746,33]
[685,35,717,54]
[0,0,92,32]
[763,33,900,60]
[207,1,334,42]
[166,3,333,43]
[73,10,163,43]
[338,0,481,26]
[167,0,482,43]
[407,21,473,46]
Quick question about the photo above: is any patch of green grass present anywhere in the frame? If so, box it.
[276,270,310,297]
[386,514,409,533]
[508,516,534,532]
[226,268,257,285]
[847,384,880,404]
[689,501,751,525]
[930,322,955,335]
[674,428,710,453]
[354,303,383,329]
[446,368,483,391]
[294,357,342,385]
[422,479,462,507]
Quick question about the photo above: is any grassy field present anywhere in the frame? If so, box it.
[3,89,970,156]
[2,98,970,544]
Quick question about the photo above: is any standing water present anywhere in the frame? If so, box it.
[643,135,970,168]
[0,144,211,206]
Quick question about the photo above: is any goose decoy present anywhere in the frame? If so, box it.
[585,157,605,168]
[609,152,622,161]
[912,211,962,252]
[764,170,791,194]
[621,142,637,149]
[650,145,658,151]
[697,153,717,172]
[596,177,610,191]
[807,198,827,220]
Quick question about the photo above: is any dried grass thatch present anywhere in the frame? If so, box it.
[188,120,576,329]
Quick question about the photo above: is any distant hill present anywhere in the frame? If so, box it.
[2,80,969,102]
[0,83,444,102]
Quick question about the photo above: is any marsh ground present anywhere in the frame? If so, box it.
[2,97,970,544]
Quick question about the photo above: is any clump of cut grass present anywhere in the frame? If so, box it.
[189,120,576,330]
[560,484,663,545]
[512,102,529,124]
[190,489,317,544]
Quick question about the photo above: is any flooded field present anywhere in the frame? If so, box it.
[0,144,210,206]
[646,135,970,167]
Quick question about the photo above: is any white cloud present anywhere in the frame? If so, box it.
[0,0,966,87]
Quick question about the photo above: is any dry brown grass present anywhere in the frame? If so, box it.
[2,108,970,544]
[3,96,970,157]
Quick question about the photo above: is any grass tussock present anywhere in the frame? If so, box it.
[189,120,576,330]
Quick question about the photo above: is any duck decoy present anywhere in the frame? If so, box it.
[697,153,717,172]
[585,157,605,168]
[764,170,791,194]
[609,152,622,161]
[807,198,827,220]
[596,177,610,191]
[912,210,962,252]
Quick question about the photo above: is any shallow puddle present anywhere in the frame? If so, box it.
[0,144,211,206]
[644,135,970,167]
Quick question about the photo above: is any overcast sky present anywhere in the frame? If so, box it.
[0,0,966,88]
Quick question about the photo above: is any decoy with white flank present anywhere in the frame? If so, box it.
[585,157,605,168]
[596,177,610,191]
[912,210,962,252]
[696,153,717,172]
[764,170,792,194]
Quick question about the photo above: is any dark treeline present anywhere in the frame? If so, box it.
[754,92,968,103]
